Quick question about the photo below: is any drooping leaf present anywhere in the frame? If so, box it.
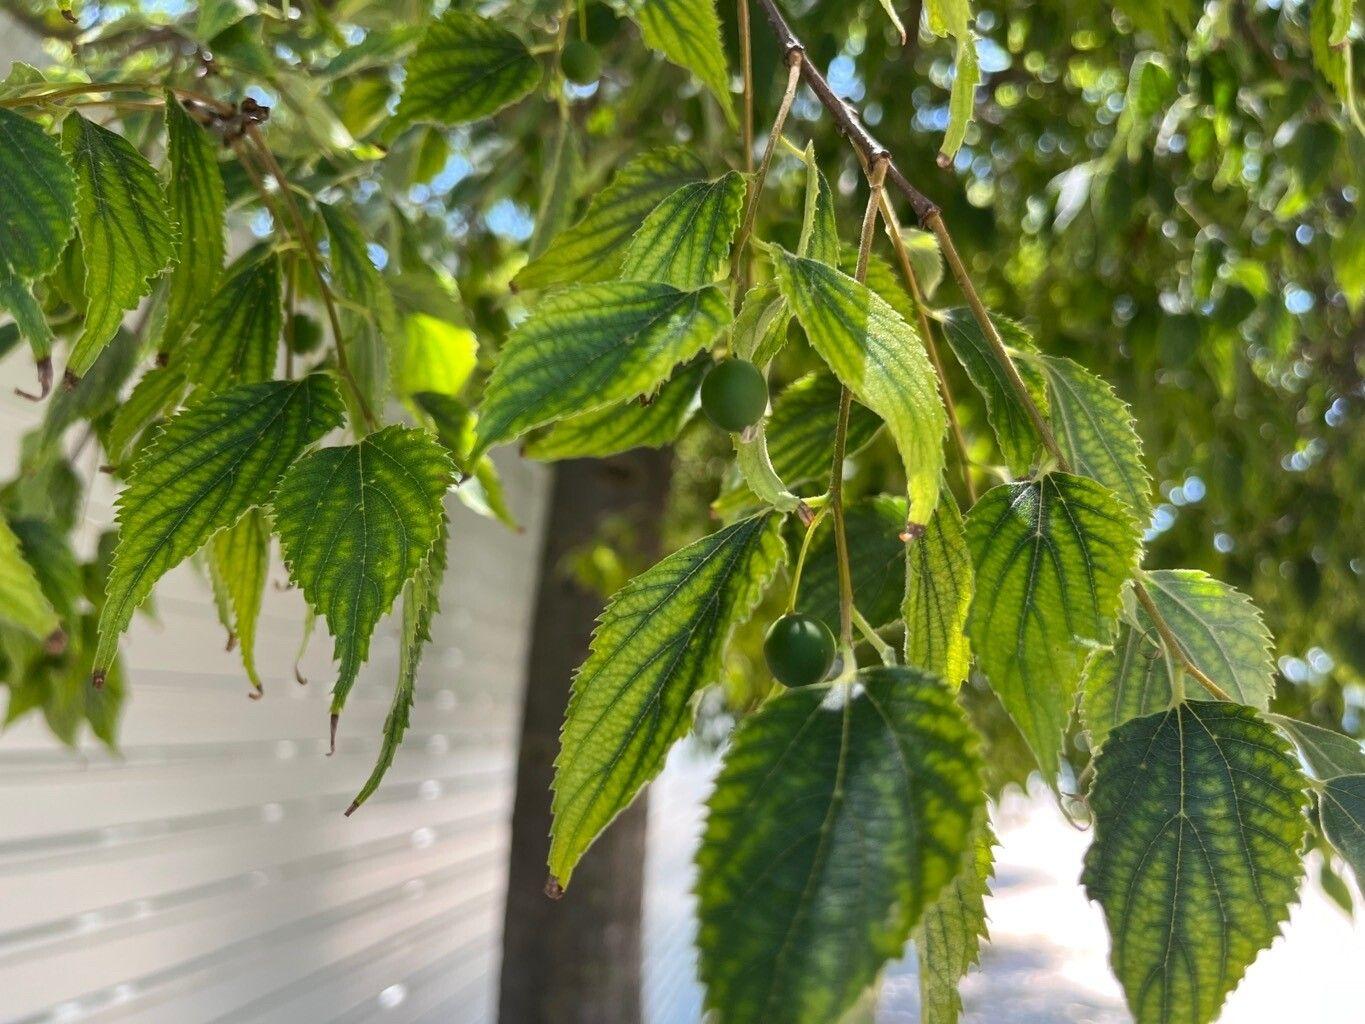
[797,143,840,266]
[161,96,225,354]
[320,202,398,416]
[273,426,454,724]
[549,512,785,888]
[0,514,61,644]
[619,0,736,125]
[1082,570,1274,746]
[939,307,1046,475]
[916,822,995,1024]
[529,117,582,260]
[769,245,946,526]
[207,509,270,693]
[472,281,729,458]
[92,375,343,681]
[0,107,75,379]
[697,667,984,1024]
[1268,713,1365,779]
[732,282,790,367]
[904,488,974,687]
[395,10,541,127]
[63,113,177,379]
[348,514,449,814]
[621,171,746,289]
[1320,775,1365,889]
[965,473,1140,776]
[524,360,704,460]
[798,495,909,633]
[1083,702,1309,1024]
[181,250,282,388]
[941,35,980,161]
[1027,353,1151,523]
[516,146,707,290]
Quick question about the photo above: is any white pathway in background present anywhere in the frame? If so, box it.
[643,746,1364,1024]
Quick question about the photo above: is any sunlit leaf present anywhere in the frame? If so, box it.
[63,113,177,380]
[473,281,729,457]
[965,473,1140,776]
[549,512,785,888]
[161,96,225,354]
[798,495,908,633]
[917,821,994,1024]
[516,146,707,290]
[92,375,343,682]
[182,250,281,388]
[770,244,946,526]
[0,514,61,643]
[904,488,973,687]
[622,171,746,289]
[395,9,541,127]
[619,0,736,125]
[207,509,270,693]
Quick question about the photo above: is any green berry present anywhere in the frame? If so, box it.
[764,613,836,688]
[287,312,323,355]
[700,359,768,432]
[561,39,602,85]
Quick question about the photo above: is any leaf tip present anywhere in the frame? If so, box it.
[91,667,107,689]
[328,713,339,755]
[544,875,565,900]
[43,629,67,656]
[14,357,53,401]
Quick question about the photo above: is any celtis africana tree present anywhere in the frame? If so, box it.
[0,0,1363,1022]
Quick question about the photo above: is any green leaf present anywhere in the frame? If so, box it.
[182,250,282,388]
[321,203,398,415]
[1027,353,1151,523]
[939,308,1046,475]
[941,36,980,161]
[916,822,994,1024]
[104,365,187,468]
[273,426,454,725]
[732,282,790,367]
[904,488,974,687]
[63,113,177,379]
[516,146,707,290]
[620,0,736,125]
[473,281,729,457]
[208,509,270,693]
[524,360,704,461]
[161,96,225,353]
[965,473,1140,776]
[0,108,75,376]
[92,375,343,681]
[1267,713,1365,779]
[0,514,61,643]
[769,245,946,526]
[797,143,841,266]
[348,514,449,814]
[798,495,909,633]
[1320,775,1365,889]
[1083,702,1309,1024]
[926,0,971,38]
[549,512,785,888]
[1082,570,1274,746]
[621,172,746,289]
[395,313,478,398]
[529,118,582,260]
[842,248,918,326]
[395,10,541,127]
[764,372,882,488]
[696,667,984,1024]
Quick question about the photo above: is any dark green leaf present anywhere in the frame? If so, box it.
[697,667,984,1024]
[182,250,282,388]
[1320,775,1365,889]
[0,514,61,642]
[92,375,343,680]
[798,495,908,633]
[161,96,225,353]
[273,425,454,724]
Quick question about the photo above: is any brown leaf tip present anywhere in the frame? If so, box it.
[543,876,565,900]
[43,629,68,656]
[91,668,107,689]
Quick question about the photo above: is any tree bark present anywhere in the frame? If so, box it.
[498,449,673,1024]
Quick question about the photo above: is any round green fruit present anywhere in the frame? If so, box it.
[764,614,836,688]
[700,359,768,432]
[287,312,323,355]
[560,40,602,85]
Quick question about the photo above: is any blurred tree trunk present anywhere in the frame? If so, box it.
[498,449,672,1024]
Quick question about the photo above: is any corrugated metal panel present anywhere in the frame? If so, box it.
[0,354,551,1024]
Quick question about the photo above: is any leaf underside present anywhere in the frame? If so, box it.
[965,472,1140,777]
[161,96,225,352]
[904,488,974,688]
[696,668,984,1024]
[798,495,909,633]
[916,821,995,1024]
[622,171,746,289]
[1083,702,1308,1024]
